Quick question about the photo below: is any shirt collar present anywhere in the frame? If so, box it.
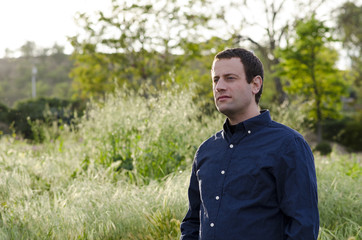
[223,110,272,136]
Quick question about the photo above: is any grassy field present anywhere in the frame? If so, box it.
[0,88,361,239]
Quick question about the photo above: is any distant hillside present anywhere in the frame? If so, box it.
[0,53,74,107]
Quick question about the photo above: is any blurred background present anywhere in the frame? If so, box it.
[0,0,361,150]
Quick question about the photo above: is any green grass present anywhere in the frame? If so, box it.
[317,153,362,240]
[0,88,361,239]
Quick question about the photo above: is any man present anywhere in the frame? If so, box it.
[180,48,319,240]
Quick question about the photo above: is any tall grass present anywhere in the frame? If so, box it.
[317,153,362,240]
[0,87,361,239]
[72,86,222,182]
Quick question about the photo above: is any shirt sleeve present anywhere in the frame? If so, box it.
[275,136,319,240]
[180,160,201,240]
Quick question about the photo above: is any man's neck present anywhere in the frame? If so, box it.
[228,108,260,125]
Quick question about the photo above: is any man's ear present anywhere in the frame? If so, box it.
[251,76,262,95]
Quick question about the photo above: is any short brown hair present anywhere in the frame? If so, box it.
[214,48,264,104]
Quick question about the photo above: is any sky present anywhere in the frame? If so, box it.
[0,0,112,57]
[0,0,359,68]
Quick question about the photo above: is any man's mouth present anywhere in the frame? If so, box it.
[217,95,231,101]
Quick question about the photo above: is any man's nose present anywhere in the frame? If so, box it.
[215,78,226,92]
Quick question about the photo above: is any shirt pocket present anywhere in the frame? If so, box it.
[224,158,260,200]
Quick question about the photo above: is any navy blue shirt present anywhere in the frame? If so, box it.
[180,110,319,240]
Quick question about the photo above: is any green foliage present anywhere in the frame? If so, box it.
[337,118,362,152]
[0,43,74,107]
[322,114,362,152]
[322,118,349,141]
[337,2,362,51]
[277,14,347,141]
[143,207,181,239]
[69,0,229,98]
[0,88,361,239]
[314,141,332,156]
[9,97,85,141]
[0,102,11,135]
[336,2,362,110]
[74,85,222,182]
[317,154,362,239]
[0,102,9,123]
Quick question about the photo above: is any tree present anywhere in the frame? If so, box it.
[20,41,37,58]
[4,48,14,58]
[278,15,347,142]
[0,42,74,107]
[336,2,362,55]
[336,2,362,105]
[69,0,227,98]
[230,0,339,105]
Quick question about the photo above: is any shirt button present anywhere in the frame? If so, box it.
[210,223,215,227]
[215,196,220,200]
[229,144,234,148]
[247,130,251,134]
[221,170,225,175]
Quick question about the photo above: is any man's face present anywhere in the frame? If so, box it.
[211,57,255,119]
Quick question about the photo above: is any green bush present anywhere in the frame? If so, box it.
[0,102,11,134]
[9,97,85,140]
[322,115,362,152]
[338,119,362,152]
[321,118,350,141]
[0,102,9,122]
[314,141,332,155]
[75,85,222,182]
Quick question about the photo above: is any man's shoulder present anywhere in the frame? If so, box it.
[264,120,313,156]
[267,120,305,141]
[204,129,224,142]
[197,130,224,150]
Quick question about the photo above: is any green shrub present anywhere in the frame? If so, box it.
[75,85,222,182]
[0,102,9,122]
[0,102,11,134]
[321,118,350,141]
[338,119,362,152]
[321,114,362,152]
[314,141,332,155]
[9,97,85,140]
